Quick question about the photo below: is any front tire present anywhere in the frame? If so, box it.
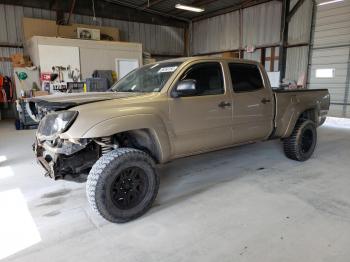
[283,120,317,161]
[86,148,159,223]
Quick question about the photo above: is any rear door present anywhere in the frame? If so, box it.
[228,62,274,143]
[168,61,233,157]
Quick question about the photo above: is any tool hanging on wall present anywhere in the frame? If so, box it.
[52,66,68,82]
[67,66,81,82]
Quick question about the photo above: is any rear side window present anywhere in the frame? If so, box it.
[229,63,263,92]
[180,62,224,96]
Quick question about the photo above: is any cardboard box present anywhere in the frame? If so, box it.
[10,53,33,67]
[221,51,239,58]
[143,58,156,65]
[23,17,120,41]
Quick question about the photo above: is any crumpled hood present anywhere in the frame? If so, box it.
[30,92,141,108]
[28,92,143,121]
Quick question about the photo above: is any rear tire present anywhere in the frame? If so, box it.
[283,120,317,161]
[86,148,159,223]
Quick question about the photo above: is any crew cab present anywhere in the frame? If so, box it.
[29,57,330,223]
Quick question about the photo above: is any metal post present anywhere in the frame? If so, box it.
[343,48,350,117]
[306,0,316,89]
[278,0,290,82]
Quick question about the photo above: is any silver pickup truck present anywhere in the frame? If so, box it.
[29,57,330,223]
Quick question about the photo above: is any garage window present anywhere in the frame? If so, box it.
[315,68,334,78]
[180,62,224,96]
[229,63,263,92]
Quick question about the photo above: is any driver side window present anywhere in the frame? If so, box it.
[180,62,224,96]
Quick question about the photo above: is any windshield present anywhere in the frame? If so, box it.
[111,62,182,92]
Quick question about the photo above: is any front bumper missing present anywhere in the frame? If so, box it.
[37,156,53,178]
[34,138,97,180]
[34,139,58,179]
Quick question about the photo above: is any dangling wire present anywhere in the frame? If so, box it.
[92,0,96,21]
[91,0,101,25]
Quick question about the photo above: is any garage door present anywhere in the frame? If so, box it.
[309,0,350,118]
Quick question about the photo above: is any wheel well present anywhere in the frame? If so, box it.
[298,109,317,124]
[114,129,161,163]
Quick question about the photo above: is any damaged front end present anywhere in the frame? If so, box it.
[34,138,99,181]
[27,100,79,123]
[28,93,122,181]
[33,110,99,181]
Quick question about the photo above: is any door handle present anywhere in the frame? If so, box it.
[261,98,271,104]
[218,101,231,108]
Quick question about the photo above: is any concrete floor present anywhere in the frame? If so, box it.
[0,118,349,262]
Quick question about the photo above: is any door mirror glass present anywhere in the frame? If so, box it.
[173,79,197,97]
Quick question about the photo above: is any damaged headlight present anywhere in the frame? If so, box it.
[37,111,78,140]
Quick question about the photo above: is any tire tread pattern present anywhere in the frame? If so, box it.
[86,148,158,223]
[283,120,316,161]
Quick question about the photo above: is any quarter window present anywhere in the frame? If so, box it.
[229,63,263,92]
[180,62,224,96]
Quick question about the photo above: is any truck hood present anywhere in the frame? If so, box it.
[28,92,143,121]
[30,92,142,109]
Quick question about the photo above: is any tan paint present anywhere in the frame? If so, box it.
[52,57,329,163]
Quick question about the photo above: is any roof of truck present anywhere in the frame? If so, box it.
[155,56,259,65]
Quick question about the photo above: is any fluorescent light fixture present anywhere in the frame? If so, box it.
[318,0,343,6]
[175,4,204,12]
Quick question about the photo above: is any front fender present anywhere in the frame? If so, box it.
[62,114,172,163]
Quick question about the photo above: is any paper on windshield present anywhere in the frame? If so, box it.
[158,66,178,73]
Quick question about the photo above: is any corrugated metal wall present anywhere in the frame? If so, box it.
[0,4,185,76]
[70,15,184,55]
[285,46,309,81]
[0,5,57,45]
[288,0,313,44]
[284,0,313,82]
[242,1,282,47]
[309,0,350,118]
[192,11,240,55]
[191,1,282,55]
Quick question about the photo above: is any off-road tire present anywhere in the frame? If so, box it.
[86,148,159,223]
[283,120,317,161]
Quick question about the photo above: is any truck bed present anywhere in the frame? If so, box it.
[272,88,330,138]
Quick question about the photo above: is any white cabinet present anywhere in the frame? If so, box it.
[25,36,143,81]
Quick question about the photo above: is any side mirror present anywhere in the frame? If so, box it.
[172,79,197,98]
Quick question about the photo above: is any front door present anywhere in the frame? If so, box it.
[168,62,233,157]
[228,62,274,143]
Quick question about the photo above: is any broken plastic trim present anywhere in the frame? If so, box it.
[41,138,90,156]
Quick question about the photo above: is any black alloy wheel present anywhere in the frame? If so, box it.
[300,129,314,154]
[86,148,159,223]
[110,167,148,210]
[283,120,317,161]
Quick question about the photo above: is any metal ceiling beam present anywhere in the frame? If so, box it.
[49,0,57,10]
[141,0,166,8]
[286,0,306,22]
[104,0,190,22]
[191,0,277,21]
[0,0,188,27]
